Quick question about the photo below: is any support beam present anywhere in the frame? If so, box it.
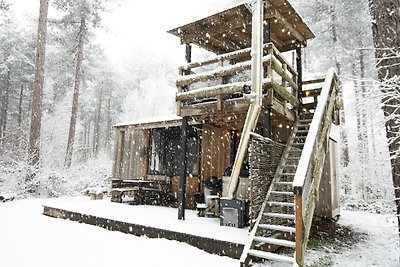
[268,8,305,44]
[178,44,192,220]
[230,131,238,166]
[296,47,303,113]
[178,116,189,220]
[263,108,271,138]
[185,44,192,73]
[263,20,271,44]
[227,0,264,198]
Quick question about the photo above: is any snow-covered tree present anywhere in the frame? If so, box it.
[28,0,49,168]
[368,0,400,236]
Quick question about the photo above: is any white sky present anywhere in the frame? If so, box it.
[99,0,240,66]
[11,0,240,66]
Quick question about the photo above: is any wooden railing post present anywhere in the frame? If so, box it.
[282,63,288,107]
[177,68,184,116]
[217,59,224,111]
[294,190,304,267]
[266,46,274,106]
[296,47,303,114]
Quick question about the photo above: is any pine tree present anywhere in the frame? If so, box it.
[28,0,49,168]
[368,0,400,237]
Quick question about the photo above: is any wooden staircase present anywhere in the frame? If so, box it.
[240,118,312,266]
[240,69,340,267]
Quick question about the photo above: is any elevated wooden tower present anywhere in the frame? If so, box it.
[168,0,341,266]
[111,1,341,266]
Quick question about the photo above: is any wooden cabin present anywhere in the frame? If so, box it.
[111,1,341,266]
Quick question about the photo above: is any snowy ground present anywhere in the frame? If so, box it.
[41,196,248,244]
[0,198,398,267]
[0,198,237,267]
[305,210,399,267]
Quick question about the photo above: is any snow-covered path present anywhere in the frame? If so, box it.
[0,198,238,267]
[325,210,399,266]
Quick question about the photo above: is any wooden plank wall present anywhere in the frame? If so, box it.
[120,128,132,179]
[200,125,231,184]
[315,138,340,218]
[128,129,150,179]
[113,128,125,179]
[113,127,150,180]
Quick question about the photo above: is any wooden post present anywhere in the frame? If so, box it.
[295,192,304,267]
[282,63,288,108]
[177,44,192,116]
[230,131,238,166]
[263,108,271,138]
[185,43,192,68]
[266,47,274,106]
[263,20,271,44]
[296,47,303,114]
[178,44,191,220]
[217,59,224,111]
[178,117,189,220]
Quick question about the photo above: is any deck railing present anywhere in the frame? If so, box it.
[175,43,299,114]
[292,69,339,266]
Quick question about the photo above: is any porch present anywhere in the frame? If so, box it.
[42,197,248,259]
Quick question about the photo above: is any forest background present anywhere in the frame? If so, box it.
[0,0,397,218]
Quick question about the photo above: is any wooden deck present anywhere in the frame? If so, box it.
[42,198,246,259]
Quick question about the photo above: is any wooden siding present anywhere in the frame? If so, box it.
[315,138,340,218]
[113,127,149,180]
[200,125,231,183]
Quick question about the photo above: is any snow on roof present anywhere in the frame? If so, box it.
[114,115,182,128]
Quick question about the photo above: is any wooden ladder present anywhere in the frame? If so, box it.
[240,118,313,266]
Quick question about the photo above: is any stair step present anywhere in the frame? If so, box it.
[253,236,296,248]
[274,181,293,186]
[292,143,305,147]
[248,249,294,263]
[299,119,312,123]
[263,212,295,220]
[280,173,295,176]
[258,224,296,233]
[267,201,294,208]
[271,191,294,196]
[296,130,309,133]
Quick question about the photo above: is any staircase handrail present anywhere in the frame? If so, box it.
[292,68,339,266]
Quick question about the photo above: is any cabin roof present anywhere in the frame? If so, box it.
[114,115,182,129]
[167,0,315,54]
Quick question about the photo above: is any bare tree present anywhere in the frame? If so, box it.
[64,16,87,168]
[28,0,49,167]
[368,0,400,236]
[93,86,103,156]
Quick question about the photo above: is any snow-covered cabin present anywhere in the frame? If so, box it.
[111,1,341,266]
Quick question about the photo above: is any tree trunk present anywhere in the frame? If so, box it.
[28,0,49,167]
[104,90,111,149]
[368,0,400,237]
[93,87,103,156]
[358,48,370,200]
[18,83,24,129]
[0,67,10,143]
[65,16,86,168]
[352,60,367,198]
[330,0,349,174]
[330,1,341,75]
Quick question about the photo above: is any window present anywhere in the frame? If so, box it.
[148,126,200,176]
